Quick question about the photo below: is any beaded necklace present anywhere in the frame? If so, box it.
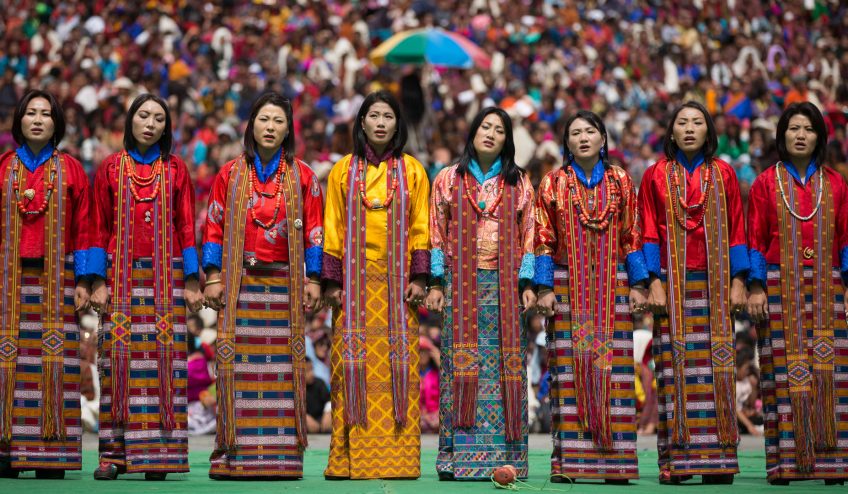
[462,171,505,216]
[247,152,286,230]
[565,166,619,231]
[12,151,58,216]
[775,161,823,221]
[358,156,398,210]
[669,159,714,231]
[122,150,163,203]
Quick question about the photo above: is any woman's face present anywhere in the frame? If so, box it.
[252,103,288,154]
[566,117,604,162]
[131,99,167,151]
[361,101,396,150]
[672,107,709,156]
[784,113,817,164]
[21,97,55,149]
[471,112,507,162]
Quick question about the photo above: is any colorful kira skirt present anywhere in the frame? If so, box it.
[653,270,738,478]
[436,269,528,480]
[97,258,188,474]
[0,257,81,471]
[325,260,421,480]
[759,267,848,483]
[549,264,638,481]
[209,262,303,478]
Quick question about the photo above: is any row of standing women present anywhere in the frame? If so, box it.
[0,88,845,486]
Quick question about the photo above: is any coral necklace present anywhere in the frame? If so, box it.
[12,152,58,216]
[358,156,398,210]
[247,152,286,230]
[565,166,619,231]
[669,159,713,231]
[123,151,163,203]
[463,171,504,216]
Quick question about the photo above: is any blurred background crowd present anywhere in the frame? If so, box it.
[3,0,844,436]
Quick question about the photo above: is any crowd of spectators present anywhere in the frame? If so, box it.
[4,0,843,434]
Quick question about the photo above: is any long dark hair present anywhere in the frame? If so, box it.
[776,102,827,166]
[662,100,717,162]
[243,91,296,164]
[12,89,65,147]
[352,90,408,159]
[123,93,172,160]
[561,110,610,169]
[456,107,521,186]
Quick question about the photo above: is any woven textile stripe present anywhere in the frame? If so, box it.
[653,271,739,477]
[2,260,81,470]
[549,265,638,480]
[208,263,302,477]
[760,267,848,482]
[98,259,188,474]
[325,260,421,479]
[437,269,528,480]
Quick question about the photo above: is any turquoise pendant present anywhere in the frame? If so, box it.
[478,200,487,211]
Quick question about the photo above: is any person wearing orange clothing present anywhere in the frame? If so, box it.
[202,92,324,479]
[322,90,430,480]
[89,94,203,481]
[0,90,95,480]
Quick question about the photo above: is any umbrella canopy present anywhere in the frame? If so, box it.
[370,28,491,69]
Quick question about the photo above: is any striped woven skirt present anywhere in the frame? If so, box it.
[325,259,421,479]
[436,269,528,480]
[97,258,188,474]
[653,270,739,478]
[549,264,638,481]
[759,267,848,482]
[0,257,81,471]
[209,262,302,478]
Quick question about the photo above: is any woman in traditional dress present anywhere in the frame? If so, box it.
[426,107,536,480]
[202,92,324,479]
[0,90,94,480]
[89,93,203,481]
[747,102,848,485]
[322,90,430,480]
[534,110,649,484]
[638,101,748,485]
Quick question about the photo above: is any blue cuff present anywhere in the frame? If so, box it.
[519,252,535,283]
[748,248,767,287]
[182,246,199,279]
[643,242,661,277]
[87,247,107,279]
[73,249,88,282]
[626,250,649,286]
[431,248,445,280]
[534,255,554,288]
[305,245,323,278]
[729,244,750,278]
[841,246,848,286]
[202,242,223,271]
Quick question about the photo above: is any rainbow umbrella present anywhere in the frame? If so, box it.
[370,28,491,69]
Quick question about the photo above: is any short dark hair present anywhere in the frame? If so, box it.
[243,91,296,164]
[776,102,828,166]
[456,107,522,186]
[123,93,172,160]
[12,89,65,147]
[352,90,408,159]
[663,100,717,162]
[561,110,610,169]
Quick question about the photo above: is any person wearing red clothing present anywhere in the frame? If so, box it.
[0,90,94,480]
[89,94,202,481]
[747,102,848,486]
[638,101,748,485]
[202,92,323,480]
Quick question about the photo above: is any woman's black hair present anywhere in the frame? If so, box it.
[123,93,172,160]
[561,110,610,169]
[662,100,717,162]
[456,107,521,186]
[243,91,296,164]
[776,102,828,166]
[352,90,408,159]
[12,89,65,147]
